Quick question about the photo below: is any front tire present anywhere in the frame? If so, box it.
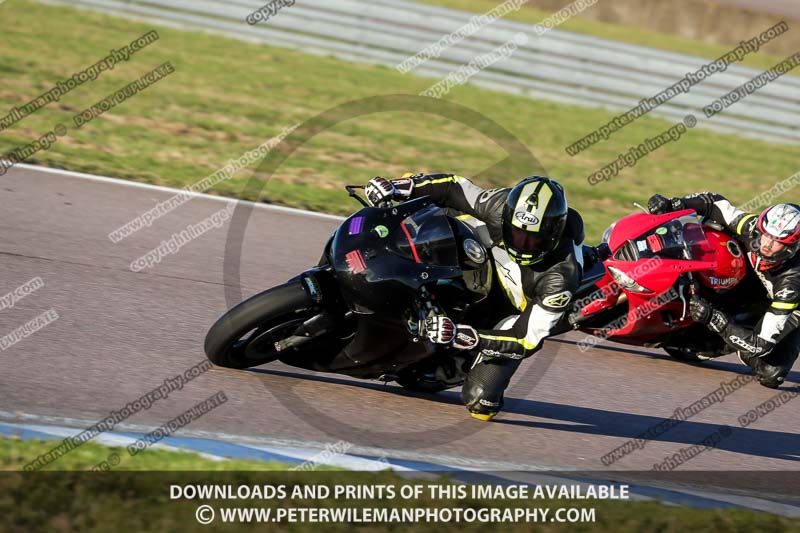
[204,281,318,369]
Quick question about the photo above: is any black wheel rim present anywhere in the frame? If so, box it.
[230,309,316,363]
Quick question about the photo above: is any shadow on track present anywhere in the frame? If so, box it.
[247,367,800,463]
[552,339,800,385]
[245,367,465,405]
[496,389,800,463]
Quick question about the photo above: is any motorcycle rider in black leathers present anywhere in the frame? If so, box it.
[366,173,586,420]
[649,192,800,388]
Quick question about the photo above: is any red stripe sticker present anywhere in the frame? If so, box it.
[400,223,421,263]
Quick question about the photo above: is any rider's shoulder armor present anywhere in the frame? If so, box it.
[472,187,510,244]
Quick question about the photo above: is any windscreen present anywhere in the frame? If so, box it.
[616,214,711,261]
[393,205,459,267]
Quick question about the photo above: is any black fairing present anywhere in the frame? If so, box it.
[330,198,489,315]
[289,197,492,378]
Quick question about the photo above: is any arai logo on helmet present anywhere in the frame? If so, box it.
[514,211,539,226]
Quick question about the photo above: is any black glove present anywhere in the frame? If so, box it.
[689,296,712,323]
[647,194,685,215]
[689,296,728,332]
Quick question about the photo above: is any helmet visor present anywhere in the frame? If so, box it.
[509,227,546,253]
[504,226,556,264]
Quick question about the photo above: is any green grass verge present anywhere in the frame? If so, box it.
[2,437,798,531]
[417,0,799,73]
[1,0,797,241]
[0,435,312,471]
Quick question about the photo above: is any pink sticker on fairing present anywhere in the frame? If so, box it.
[345,250,367,273]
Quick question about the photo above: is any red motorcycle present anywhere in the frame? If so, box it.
[568,209,766,361]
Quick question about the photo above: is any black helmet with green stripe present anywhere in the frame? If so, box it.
[501,176,568,265]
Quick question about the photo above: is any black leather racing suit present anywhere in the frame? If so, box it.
[680,192,800,387]
[402,173,585,413]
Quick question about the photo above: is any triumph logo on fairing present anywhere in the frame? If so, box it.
[515,211,539,226]
[543,291,572,308]
[709,276,737,287]
[730,335,757,353]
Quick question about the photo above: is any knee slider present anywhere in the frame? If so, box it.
[461,381,486,409]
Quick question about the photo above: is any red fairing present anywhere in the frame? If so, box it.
[590,257,711,339]
[576,209,748,347]
[695,231,747,291]
[607,209,696,252]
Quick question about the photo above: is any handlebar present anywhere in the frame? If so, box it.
[345,185,370,207]
[679,241,701,296]
[344,184,395,209]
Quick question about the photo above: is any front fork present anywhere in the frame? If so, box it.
[274,312,335,352]
[275,269,348,352]
[676,272,700,322]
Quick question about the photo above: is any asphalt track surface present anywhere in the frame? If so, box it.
[1,166,799,488]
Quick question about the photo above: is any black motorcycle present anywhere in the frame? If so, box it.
[204,186,499,392]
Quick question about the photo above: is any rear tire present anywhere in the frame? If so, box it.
[204,281,319,369]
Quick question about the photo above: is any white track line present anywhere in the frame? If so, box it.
[11,163,346,222]
[3,422,227,461]
[0,409,560,471]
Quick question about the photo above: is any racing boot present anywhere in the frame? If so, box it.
[461,355,521,421]
[738,347,797,389]
[758,349,797,388]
